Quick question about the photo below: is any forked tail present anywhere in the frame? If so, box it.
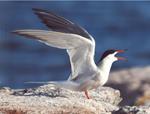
[25,81,80,91]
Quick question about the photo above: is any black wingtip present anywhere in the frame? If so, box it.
[11,30,25,36]
[32,8,56,16]
[32,8,49,13]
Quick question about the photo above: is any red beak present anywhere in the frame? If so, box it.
[116,49,127,61]
[117,57,127,61]
[116,49,127,53]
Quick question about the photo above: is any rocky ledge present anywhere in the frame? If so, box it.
[0,86,121,114]
[0,66,150,114]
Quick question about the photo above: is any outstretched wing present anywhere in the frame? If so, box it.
[13,30,96,80]
[32,8,94,41]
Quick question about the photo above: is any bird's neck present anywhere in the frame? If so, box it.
[97,58,114,82]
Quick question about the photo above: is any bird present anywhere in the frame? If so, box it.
[13,8,126,99]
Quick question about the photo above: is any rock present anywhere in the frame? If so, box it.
[114,106,150,114]
[0,87,13,94]
[135,91,150,106]
[0,67,150,114]
[107,66,150,106]
[0,86,121,114]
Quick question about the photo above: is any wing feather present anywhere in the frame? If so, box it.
[13,30,96,80]
[13,8,97,80]
[32,8,93,40]
[13,30,92,49]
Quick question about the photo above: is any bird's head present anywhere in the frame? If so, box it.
[100,49,127,62]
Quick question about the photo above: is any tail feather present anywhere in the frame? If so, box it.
[24,81,53,84]
[25,81,80,91]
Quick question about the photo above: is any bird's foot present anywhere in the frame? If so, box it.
[84,90,90,99]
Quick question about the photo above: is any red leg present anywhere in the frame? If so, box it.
[84,90,90,99]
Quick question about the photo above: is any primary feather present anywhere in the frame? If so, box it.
[32,8,93,40]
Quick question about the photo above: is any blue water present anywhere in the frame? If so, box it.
[0,1,150,88]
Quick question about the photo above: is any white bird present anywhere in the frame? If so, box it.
[13,8,126,99]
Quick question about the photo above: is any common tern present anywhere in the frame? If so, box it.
[13,8,126,99]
